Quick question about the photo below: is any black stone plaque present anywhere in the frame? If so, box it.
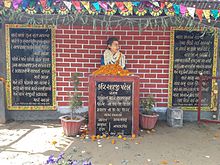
[170,29,217,108]
[6,25,56,110]
[96,82,133,136]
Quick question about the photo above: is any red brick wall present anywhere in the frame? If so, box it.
[55,26,170,107]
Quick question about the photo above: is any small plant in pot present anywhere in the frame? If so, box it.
[140,95,159,130]
[59,73,85,137]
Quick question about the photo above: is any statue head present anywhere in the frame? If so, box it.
[107,37,119,54]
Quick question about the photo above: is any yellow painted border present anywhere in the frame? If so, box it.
[168,27,218,111]
[5,24,56,110]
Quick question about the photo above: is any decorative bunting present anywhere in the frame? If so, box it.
[63,1,71,10]
[196,9,203,22]
[187,7,195,18]
[99,1,108,11]
[40,0,47,9]
[0,1,219,24]
[4,0,12,8]
[115,2,126,12]
[203,10,211,23]
[132,2,140,7]
[180,5,187,16]
[173,4,180,15]
[160,2,165,9]
[211,9,219,20]
[72,1,81,12]
[92,2,100,12]
[124,2,133,13]
[12,0,22,10]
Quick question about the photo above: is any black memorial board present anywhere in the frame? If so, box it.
[96,82,132,135]
[169,28,218,110]
[6,24,56,110]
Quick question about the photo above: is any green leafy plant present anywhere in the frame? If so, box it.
[69,73,83,120]
[140,95,156,115]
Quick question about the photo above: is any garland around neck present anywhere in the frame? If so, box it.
[104,49,126,69]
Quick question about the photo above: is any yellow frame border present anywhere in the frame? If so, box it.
[168,27,218,111]
[5,24,56,110]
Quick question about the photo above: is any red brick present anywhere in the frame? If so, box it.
[121,36,132,40]
[139,50,150,54]
[64,58,76,62]
[71,45,82,48]
[150,69,162,73]
[56,39,63,43]
[77,30,89,34]
[58,102,69,106]
[159,46,170,50]
[64,30,75,34]
[139,60,150,64]
[144,64,156,68]
[159,36,170,40]
[144,74,156,78]
[134,36,145,40]
[59,73,70,77]
[157,74,169,78]
[150,89,162,93]
[70,35,82,39]
[145,36,158,40]
[57,82,69,87]
[64,40,75,44]
[71,63,83,67]
[157,65,169,68]
[157,84,168,88]
[59,53,70,58]
[90,50,101,54]
[127,59,138,63]
[64,68,77,72]
[77,40,88,44]
[56,49,63,53]
[96,45,106,50]
[56,35,69,39]
[84,64,95,67]
[133,64,144,68]
[77,59,89,63]
[56,68,63,72]
[153,32,164,35]
[151,60,163,64]
[90,40,101,44]
[83,45,95,49]
[83,35,95,39]
[90,31,102,35]
[77,68,89,72]
[64,49,74,53]
[144,84,156,88]
[127,31,139,35]
[114,31,126,35]
[150,79,162,83]
[127,41,138,45]
[56,58,63,62]
[56,30,63,34]
[56,63,70,67]
[146,46,157,50]
[56,97,63,101]
[156,94,168,97]
[77,49,89,53]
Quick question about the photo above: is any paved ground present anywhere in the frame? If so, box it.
[1,121,220,165]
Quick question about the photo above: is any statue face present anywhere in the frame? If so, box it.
[108,41,119,54]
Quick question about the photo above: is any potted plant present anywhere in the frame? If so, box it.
[59,73,85,137]
[139,95,159,130]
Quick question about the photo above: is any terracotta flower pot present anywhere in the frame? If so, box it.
[59,115,85,137]
[139,113,159,130]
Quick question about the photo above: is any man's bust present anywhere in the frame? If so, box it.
[101,37,126,69]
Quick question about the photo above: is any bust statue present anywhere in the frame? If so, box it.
[101,37,126,69]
